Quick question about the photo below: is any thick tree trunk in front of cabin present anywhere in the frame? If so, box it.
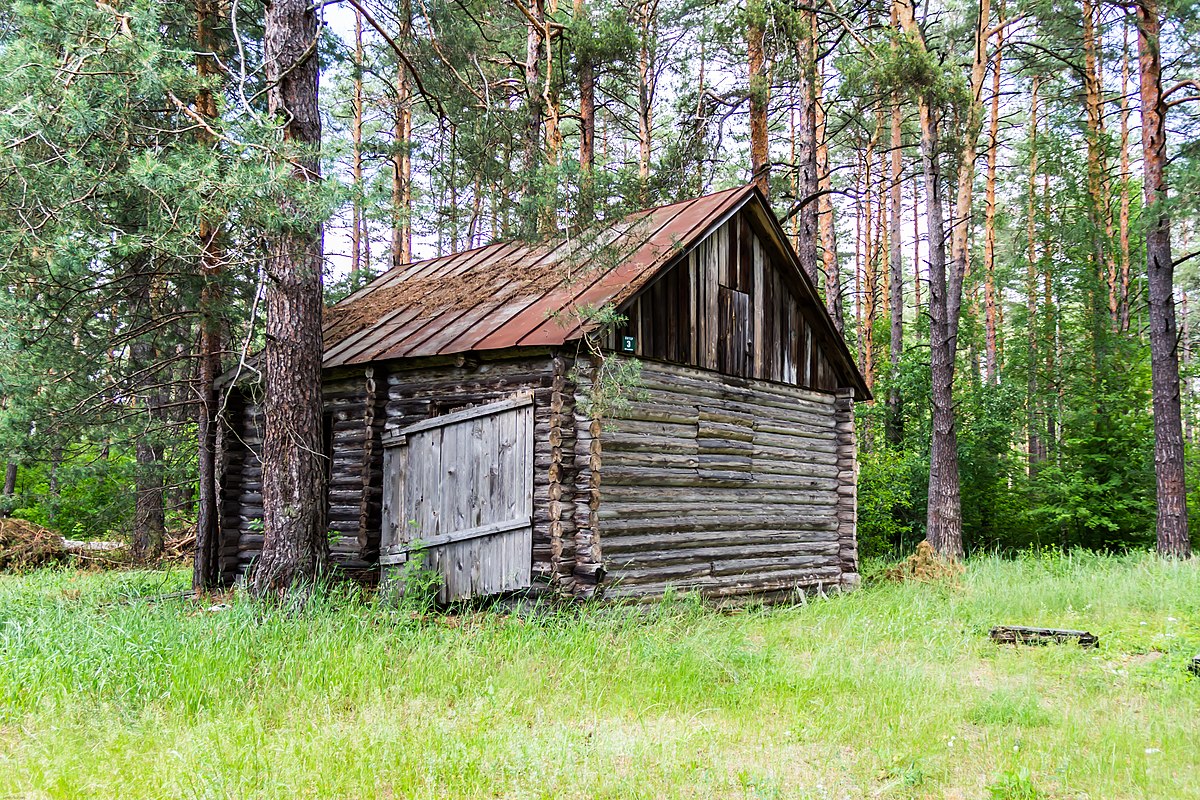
[746,0,769,196]
[1136,0,1191,559]
[792,8,820,286]
[251,0,329,595]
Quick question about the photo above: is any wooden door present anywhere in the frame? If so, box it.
[379,394,534,602]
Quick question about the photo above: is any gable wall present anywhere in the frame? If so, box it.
[611,210,842,391]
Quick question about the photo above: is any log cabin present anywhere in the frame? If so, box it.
[217,184,869,602]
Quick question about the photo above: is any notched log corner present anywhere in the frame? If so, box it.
[989,625,1099,649]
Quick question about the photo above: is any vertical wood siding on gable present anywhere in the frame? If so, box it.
[612,211,839,391]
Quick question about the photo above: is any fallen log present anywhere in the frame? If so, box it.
[989,625,1098,649]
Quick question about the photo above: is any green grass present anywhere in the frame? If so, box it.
[0,552,1197,799]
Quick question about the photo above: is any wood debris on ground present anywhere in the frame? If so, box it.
[989,625,1099,648]
[882,541,964,583]
[0,518,71,572]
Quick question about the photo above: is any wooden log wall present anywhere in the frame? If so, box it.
[217,366,388,581]
[610,211,841,391]
[833,389,859,583]
[592,358,858,600]
[381,350,573,590]
[217,390,259,584]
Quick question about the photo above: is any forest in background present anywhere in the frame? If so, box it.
[0,0,1197,577]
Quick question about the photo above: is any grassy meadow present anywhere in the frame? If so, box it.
[0,552,1197,799]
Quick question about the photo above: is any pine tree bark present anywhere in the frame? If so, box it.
[897,0,963,559]
[1082,0,1118,327]
[1,462,16,515]
[1026,76,1044,468]
[131,336,166,564]
[912,175,922,315]
[522,0,547,226]
[815,59,843,332]
[887,80,904,443]
[792,8,820,286]
[351,9,365,281]
[392,0,413,266]
[250,0,329,595]
[982,1,1004,385]
[747,0,769,196]
[194,0,224,589]
[575,0,595,219]
[1135,0,1191,558]
[636,0,656,203]
[1118,23,1134,333]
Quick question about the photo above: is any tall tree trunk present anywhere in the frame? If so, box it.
[948,0,992,353]
[194,0,224,589]
[392,0,413,265]
[746,0,769,196]
[792,8,820,286]
[131,337,166,563]
[522,0,547,227]
[1043,172,1058,457]
[815,58,843,332]
[575,0,595,219]
[912,174,922,315]
[1,462,16,516]
[887,64,904,442]
[351,9,365,282]
[251,0,329,595]
[1026,76,1044,468]
[898,0,962,559]
[1135,0,1191,558]
[1118,23,1133,333]
[636,0,655,204]
[861,131,878,393]
[1082,0,1118,327]
[982,0,1004,385]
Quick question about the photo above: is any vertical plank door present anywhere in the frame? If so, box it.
[379,394,534,602]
